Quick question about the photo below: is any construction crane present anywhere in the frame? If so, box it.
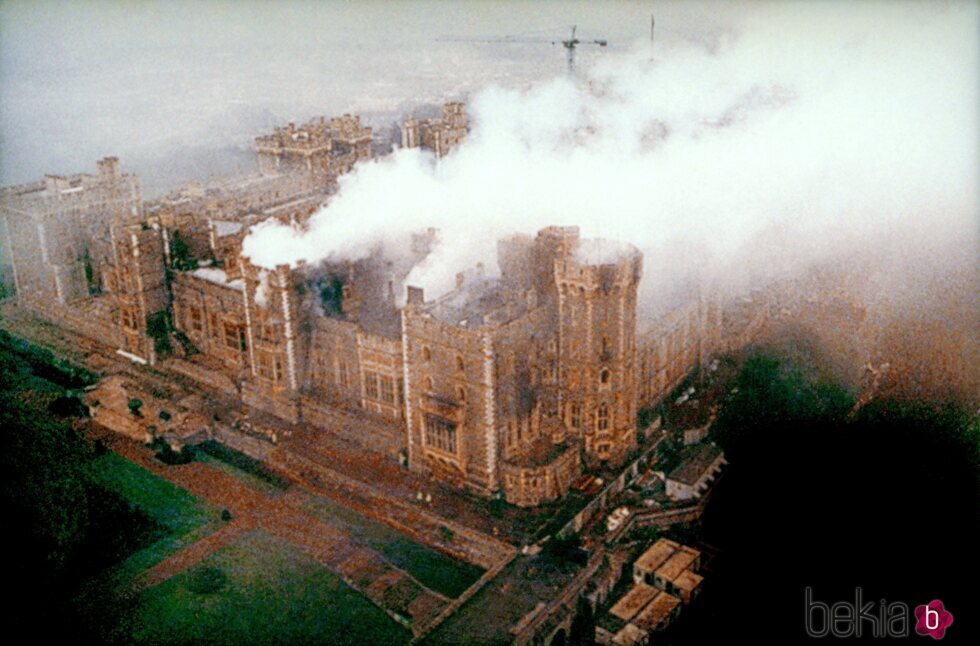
[437,25,608,74]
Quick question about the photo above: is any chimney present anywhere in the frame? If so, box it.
[407,286,424,306]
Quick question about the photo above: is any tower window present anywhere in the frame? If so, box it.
[423,376,433,391]
[597,403,610,431]
[422,346,432,362]
[456,385,467,402]
[456,355,464,372]
[364,371,379,400]
[380,376,395,404]
[569,403,581,429]
[338,360,350,389]
[600,368,611,385]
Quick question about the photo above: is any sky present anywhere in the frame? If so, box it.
[2,1,977,318]
[1,0,738,192]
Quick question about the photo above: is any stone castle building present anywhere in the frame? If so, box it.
[0,157,141,307]
[254,114,373,186]
[402,101,469,158]
[1,103,747,508]
[402,227,644,505]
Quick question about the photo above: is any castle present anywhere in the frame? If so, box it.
[1,102,737,508]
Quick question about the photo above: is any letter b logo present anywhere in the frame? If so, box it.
[805,587,830,638]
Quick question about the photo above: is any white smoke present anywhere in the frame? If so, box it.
[242,2,978,309]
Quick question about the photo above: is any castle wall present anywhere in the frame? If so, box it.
[403,307,496,494]
[107,223,167,362]
[170,270,248,378]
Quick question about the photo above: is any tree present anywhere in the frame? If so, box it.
[169,229,198,271]
[569,594,596,646]
[146,311,173,357]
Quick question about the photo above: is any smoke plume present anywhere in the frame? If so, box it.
[242,3,976,316]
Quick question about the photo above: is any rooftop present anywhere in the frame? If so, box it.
[667,442,724,486]
[189,267,245,292]
[609,582,659,622]
[655,547,699,582]
[634,538,681,574]
[505,428,575,469]
[425,273,530,331]
[612,623,648,645]
[631,590,681,632]
[672,568,704,594]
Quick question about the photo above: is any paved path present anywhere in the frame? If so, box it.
[90,427,451,635]
[134,519,254,590]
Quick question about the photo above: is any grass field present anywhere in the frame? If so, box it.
[126,530,411,645]
[86,452,222,581]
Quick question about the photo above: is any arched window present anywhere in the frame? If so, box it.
[600,368,611,385]
[456,385,466,402]
[597,403,610,431]
[422,346,431,362]
[456,355,464,372]
[423,376,433,391]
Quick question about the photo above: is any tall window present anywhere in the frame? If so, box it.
[188,305,203,333]
[121,306,138,330]
[597,403,610,431]
[455,355,465,373]
[338,360,350,389]
[569,403,582,429]
[600,368,611,385]
[258,350,282,382]
[456,386,467,402]
[380,375,395,403]
[422,346,432,362]
[424,415,458,454]
[364,371,379,400]
[224,322,246,351]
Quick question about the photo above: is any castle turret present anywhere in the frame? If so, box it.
[554,237,642,467]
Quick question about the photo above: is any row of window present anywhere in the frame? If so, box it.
[184,305,247,352]
[424,414,458,455]
[566,402,610,431]
[421,345,466,373]
[420,375,468,403]
[363,370,397,405]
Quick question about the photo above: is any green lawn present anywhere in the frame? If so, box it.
[86,452,222,581]
[126,530,411,645]
[298,492,484,599]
